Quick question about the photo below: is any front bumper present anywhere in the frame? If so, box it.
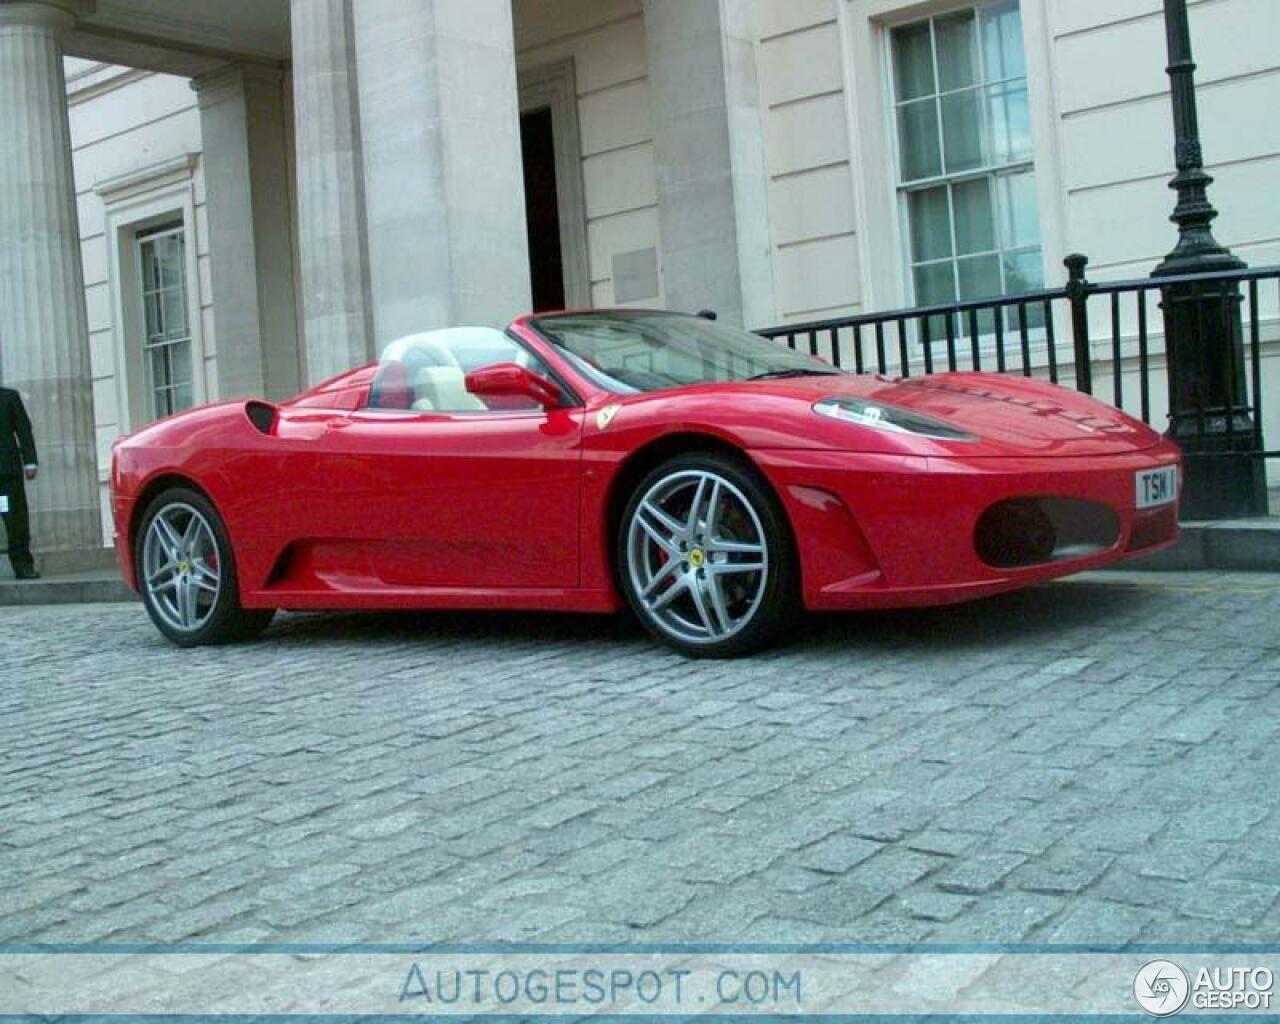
[111,495,138,592]
[754,442,1182,611]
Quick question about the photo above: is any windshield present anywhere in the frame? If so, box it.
[530,311,837,393]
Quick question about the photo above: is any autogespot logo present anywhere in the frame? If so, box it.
[1135,959,1191,1017]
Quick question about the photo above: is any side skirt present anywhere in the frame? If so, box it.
[240,586,621,614]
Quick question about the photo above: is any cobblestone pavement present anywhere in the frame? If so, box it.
[1,571,1278,947]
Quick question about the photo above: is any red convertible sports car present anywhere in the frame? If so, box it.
[111,310,1181,657]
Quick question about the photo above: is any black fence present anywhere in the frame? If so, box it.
[759,258,1280,475]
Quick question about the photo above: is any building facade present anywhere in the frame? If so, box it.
[0,0,1276,557]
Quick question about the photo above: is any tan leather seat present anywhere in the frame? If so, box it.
[410,366,486,412]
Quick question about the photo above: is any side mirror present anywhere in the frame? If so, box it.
[464,362,561,409]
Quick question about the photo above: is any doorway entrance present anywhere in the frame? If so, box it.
[517,61,589,313]
[520,107,565,312]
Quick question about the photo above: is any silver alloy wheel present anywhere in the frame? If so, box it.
[626,469,769,646]
[141,502,222,633]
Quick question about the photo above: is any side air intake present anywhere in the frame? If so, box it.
[245,401,278,436]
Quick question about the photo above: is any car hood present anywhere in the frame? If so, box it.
[863,373,1154,446]
[682,371,1165,456]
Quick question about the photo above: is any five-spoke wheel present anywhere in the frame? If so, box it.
[136,487,274,646]
[142,502,221,633]
[619,454,798,657]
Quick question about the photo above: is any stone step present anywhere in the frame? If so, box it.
[0,571,135,607]
[1119,517,1280,572]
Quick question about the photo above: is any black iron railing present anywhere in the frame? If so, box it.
[759,258,1280,472]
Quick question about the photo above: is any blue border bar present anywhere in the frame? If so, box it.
[2,943,1280,954]
[0,1018,1276,1023]
[2,1018,1266,1023]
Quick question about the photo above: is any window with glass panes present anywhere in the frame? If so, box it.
[137,225,194,418]
[890,1,1042,328]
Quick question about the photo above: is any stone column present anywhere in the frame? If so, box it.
[290,0,375,384]
[0,0,100,555]
[351,0,531,348]
[643,0,776,328]
[193,65,302,400]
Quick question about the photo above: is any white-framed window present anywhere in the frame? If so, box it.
[96,153,206,437]
[889,0,1042,329]
[136,224,194,418]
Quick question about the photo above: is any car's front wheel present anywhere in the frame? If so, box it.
[618,453,799,657]
[136,487,274,646]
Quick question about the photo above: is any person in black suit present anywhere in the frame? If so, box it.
[0,385,39,579]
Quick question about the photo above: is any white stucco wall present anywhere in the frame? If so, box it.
[514,0,664,310]
[757,0,863,324]
[1052,0,1280,275]
[67,59,212,541]
[756,0,1280,312]
[69,0,1280,367]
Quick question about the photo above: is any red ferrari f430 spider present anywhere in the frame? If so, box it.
[111,310,1181,657]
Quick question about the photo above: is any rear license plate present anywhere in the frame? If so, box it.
[1136,465,1177,509]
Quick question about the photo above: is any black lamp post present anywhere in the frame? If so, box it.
[1151,0,1266,517]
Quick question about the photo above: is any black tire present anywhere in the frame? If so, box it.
[135,486,275,647]
[617,452,800,658]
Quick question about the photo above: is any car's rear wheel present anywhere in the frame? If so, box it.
[618,453,799,657]
[136,487,274,647]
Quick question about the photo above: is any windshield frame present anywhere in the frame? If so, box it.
[525,310,839,396]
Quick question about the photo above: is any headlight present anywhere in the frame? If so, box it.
[813,398,977,441]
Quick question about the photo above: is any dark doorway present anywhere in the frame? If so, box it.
[520,106,566,312]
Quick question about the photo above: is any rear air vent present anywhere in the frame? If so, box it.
[975,496,1120,569]
[245,401,277,435]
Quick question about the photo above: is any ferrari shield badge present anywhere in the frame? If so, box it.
[596,403,621,430]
